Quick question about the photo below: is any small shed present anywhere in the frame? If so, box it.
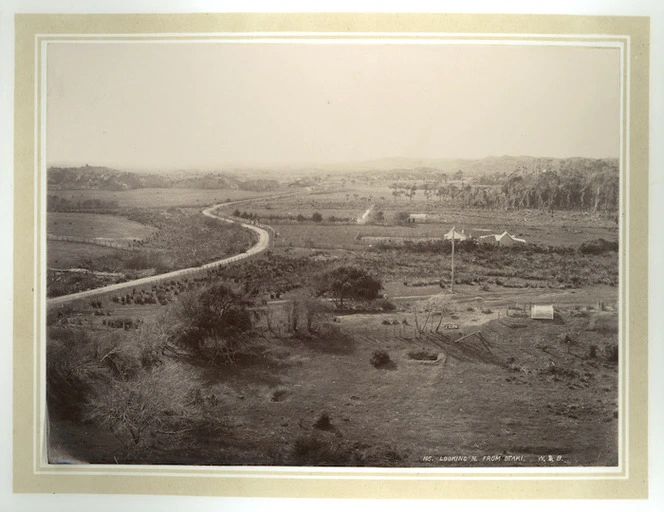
[531,305,554,320]
[408,213,427,223]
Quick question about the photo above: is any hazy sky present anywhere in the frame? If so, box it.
[47,42,620,170]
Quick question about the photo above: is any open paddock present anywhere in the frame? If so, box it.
[49,188,281,209]
[48,240,126,269]
[48,212,158,241]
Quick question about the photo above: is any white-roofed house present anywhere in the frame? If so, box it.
[443,226,470,241]
[531,304,554,320]
[478,231,526,246]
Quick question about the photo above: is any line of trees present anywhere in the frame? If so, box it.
[388,165,619,212]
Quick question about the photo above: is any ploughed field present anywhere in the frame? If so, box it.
[47,298,619,467]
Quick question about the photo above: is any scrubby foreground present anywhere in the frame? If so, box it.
[47,300,618,467]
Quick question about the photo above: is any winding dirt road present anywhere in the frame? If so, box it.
[47,204,272,307]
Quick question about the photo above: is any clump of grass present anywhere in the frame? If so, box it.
[375,298,396,311]
[604,343,619,363]
[587,313,618,334]
[313,412,333,431]
[291,435,352,466]
[370,350,392,369]
[271,388,289,402]
[290,434,406,467]
[538,364,579,379]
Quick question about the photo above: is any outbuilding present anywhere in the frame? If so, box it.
[531,305,554,320]
[478,231,526,246]
[407,213,427,223]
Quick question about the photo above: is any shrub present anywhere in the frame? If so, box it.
[393,211,410,224]
[311,212,323,222]
[291,435,353,466]
[579,238,619,254]
[291,435,405,467]
[314,266,383,309]
[587,313,618,334]
[375,298,396,311]
[85,361,197,459]
[47,328,105,422]
[604,343,619,363]
[370,350,392,369]
[170,283,253,359]
[313,412,333,430]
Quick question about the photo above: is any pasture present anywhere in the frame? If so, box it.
[49,188,281,209]
[47,300,618,467]
[48,240,125,269]
[45,182,622,468]
[231,189,618,248]
[48,212,157,241]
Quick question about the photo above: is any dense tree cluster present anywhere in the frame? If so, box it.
[389,160,619,212]
[314,266,383,308]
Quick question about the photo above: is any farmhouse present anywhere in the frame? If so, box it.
[531,304,554,320]
[407,213,427,223]
[478,231,526,246]
[443,227,470,241]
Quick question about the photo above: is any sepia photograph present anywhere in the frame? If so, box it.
[8,8,655,503]
[44,38,624,468]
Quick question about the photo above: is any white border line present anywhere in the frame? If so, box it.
[36,33,629,480]
[37,31,630,39]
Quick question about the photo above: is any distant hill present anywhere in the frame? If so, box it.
[48,165,279,192]
[333,155,619,179]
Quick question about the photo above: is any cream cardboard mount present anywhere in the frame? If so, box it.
[12,13,649,499]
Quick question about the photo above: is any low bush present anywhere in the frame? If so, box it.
[375,298,396,312]
[604,343,619,363]
[290,434,405,467]
[579,238,619,254]
[313,412,333,430]
[587,313,618,334]
[370,350,392,369]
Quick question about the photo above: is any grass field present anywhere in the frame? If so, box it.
[45,185,621,468]
[233,189,617,248]
[50,188,282,208]
[48,240,125,269]
[48,212,158,241]
[47,303,618,466]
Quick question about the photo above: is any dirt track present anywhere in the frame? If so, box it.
[47,204,272,306]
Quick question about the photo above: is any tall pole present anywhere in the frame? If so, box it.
[451,226,455,293]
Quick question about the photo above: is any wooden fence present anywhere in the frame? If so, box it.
[47,234,141,251]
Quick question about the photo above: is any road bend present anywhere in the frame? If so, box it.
[47,204,272,307]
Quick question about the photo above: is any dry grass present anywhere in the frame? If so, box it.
[48,306,618,467]
[49,188,279,208]
[48,212,157,240]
